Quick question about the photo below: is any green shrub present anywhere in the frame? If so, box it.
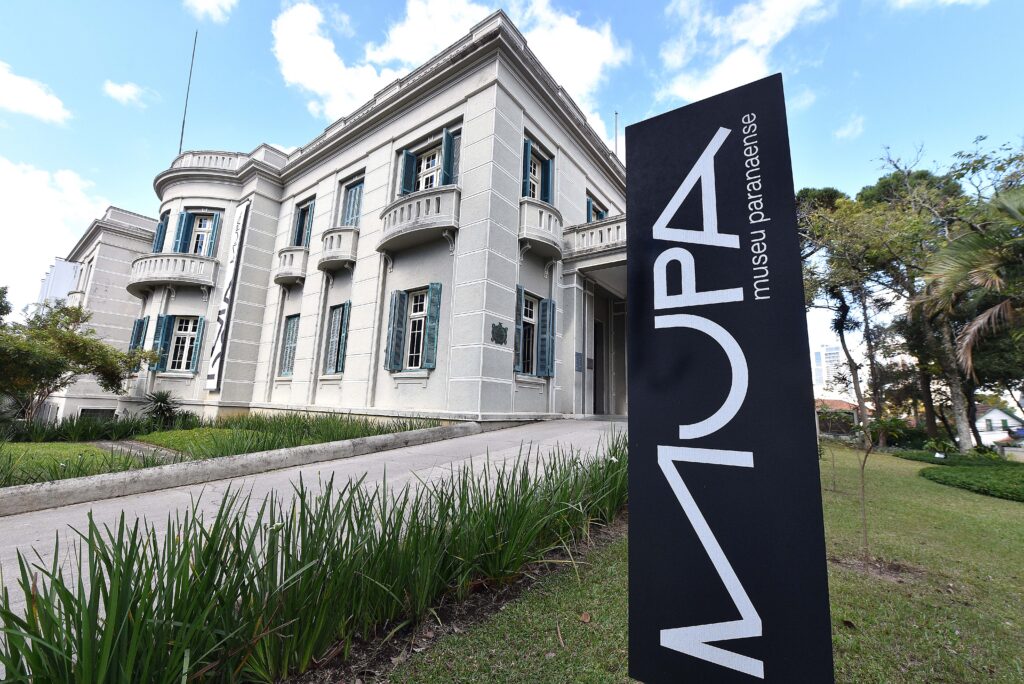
[894,450,1015,468]
[0,433,629,681]
[921,464,1024,502]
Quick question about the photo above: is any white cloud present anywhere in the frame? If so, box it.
[102,80,150,108]
[834,113,864,140]
[272,3,401,120]
[365,0,493,67]
[183,0,238,23]
[787,87,816,111]
[889,0,987,7]
[659,0,834,103]
[0,156,110,317]
[273,0,628,151]
[0,62,71,124]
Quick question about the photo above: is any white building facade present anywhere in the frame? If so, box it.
[67,13,628,423]
[43,207,157,421]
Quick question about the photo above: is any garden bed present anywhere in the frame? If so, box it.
[0,442,159,488]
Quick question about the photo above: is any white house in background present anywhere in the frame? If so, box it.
[44,11,630,422]
[41,207,156,421]
[37,258,80,306]
[975,405,1023,446]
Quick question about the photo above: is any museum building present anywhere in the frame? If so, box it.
[45,11,629,422]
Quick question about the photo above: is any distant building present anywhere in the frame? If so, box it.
[974,405,1023,446]
[41,207,156,421]
[810,343,844,395]
[37,258,79,306]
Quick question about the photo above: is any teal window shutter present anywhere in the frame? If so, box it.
[540,158,554,204]
[171,213,186,252]
[128,319,142,351]
[174,213,195,253]
[400,150,417,195]
[522,139,532,197]
[206,213,221,257]
[537,298,555,377]
[279,315,299,376]
[139,315,150,348]
[303,200,316,247]
[292,205,304,246]
[337,301,351,373]
[451,131,462,184]
[440,128,454,185]
[152,314,175,371]
[586,197,593,224]
[323,304,343,374]
[189,317,205,372]
[343,181,363,227]
[514,285,524,373]
[422,282,442,370]
[152,213,168,252]
[384,290,408,371]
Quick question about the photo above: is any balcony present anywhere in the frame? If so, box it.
[318,226,359,271]
[170,151,248,171]
[518,197,563,260]
[127,253,217,298]
[378,186,460,253]
[66,290,85,307]
[274,246,308,285]
[564,214,627,256]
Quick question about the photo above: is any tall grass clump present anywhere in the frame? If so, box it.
[0,432,628,682]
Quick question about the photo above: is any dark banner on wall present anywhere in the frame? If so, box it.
[206,199,250,392]
[626,74,834,682]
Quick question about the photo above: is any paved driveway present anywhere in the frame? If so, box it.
[0,419,624,617]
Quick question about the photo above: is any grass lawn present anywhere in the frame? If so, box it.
[0,442,145,488]
[134,427,261,456]
[392,444,1024,683]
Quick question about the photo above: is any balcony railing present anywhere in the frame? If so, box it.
[127,253,217,297]
[518,197,563,260]
[274,245,309,285]
[318,226,359,271]
[170,151,248,171]
[378,186,460,253]
[564,214,627,257]
[66,290,85,307]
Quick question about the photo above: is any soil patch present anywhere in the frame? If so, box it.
[829,555,925,583]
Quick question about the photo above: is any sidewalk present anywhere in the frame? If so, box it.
[0,419,622,617]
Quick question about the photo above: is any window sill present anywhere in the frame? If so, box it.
[318,374,343,382]
[391,369,430,387]
[274,376,293,383]
[156,372,196,380]
[515,373,547,387]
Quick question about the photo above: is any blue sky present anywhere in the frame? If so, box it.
[0,0,1019,323]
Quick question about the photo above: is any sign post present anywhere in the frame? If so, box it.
[626,74,834,682]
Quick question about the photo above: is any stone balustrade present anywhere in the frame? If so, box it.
[127,253,217,298]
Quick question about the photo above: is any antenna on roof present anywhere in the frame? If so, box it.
[610,112,618,159]
[178,31,198,156]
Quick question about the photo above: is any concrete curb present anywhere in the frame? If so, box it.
[0,422,520,518]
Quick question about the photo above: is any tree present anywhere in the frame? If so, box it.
[922,189,1024,374]
[0,286,10,326]
[0,300,153,421]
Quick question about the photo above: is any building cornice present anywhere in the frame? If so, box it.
[151,10,624,200]
[66,209,156,262]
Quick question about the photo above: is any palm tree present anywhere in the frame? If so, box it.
[922,189,1024,375]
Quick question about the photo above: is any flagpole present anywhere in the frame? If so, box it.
[178,31,198,156]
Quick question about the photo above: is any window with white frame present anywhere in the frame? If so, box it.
[168,317,199,371]
[416,148,441,192]
[190,215,214,254]
[406,290,428,369]
[521,295,538,374]
[528,155,541,200]
[340,180,364,227]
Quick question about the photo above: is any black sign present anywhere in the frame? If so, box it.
[626,74,833,682]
